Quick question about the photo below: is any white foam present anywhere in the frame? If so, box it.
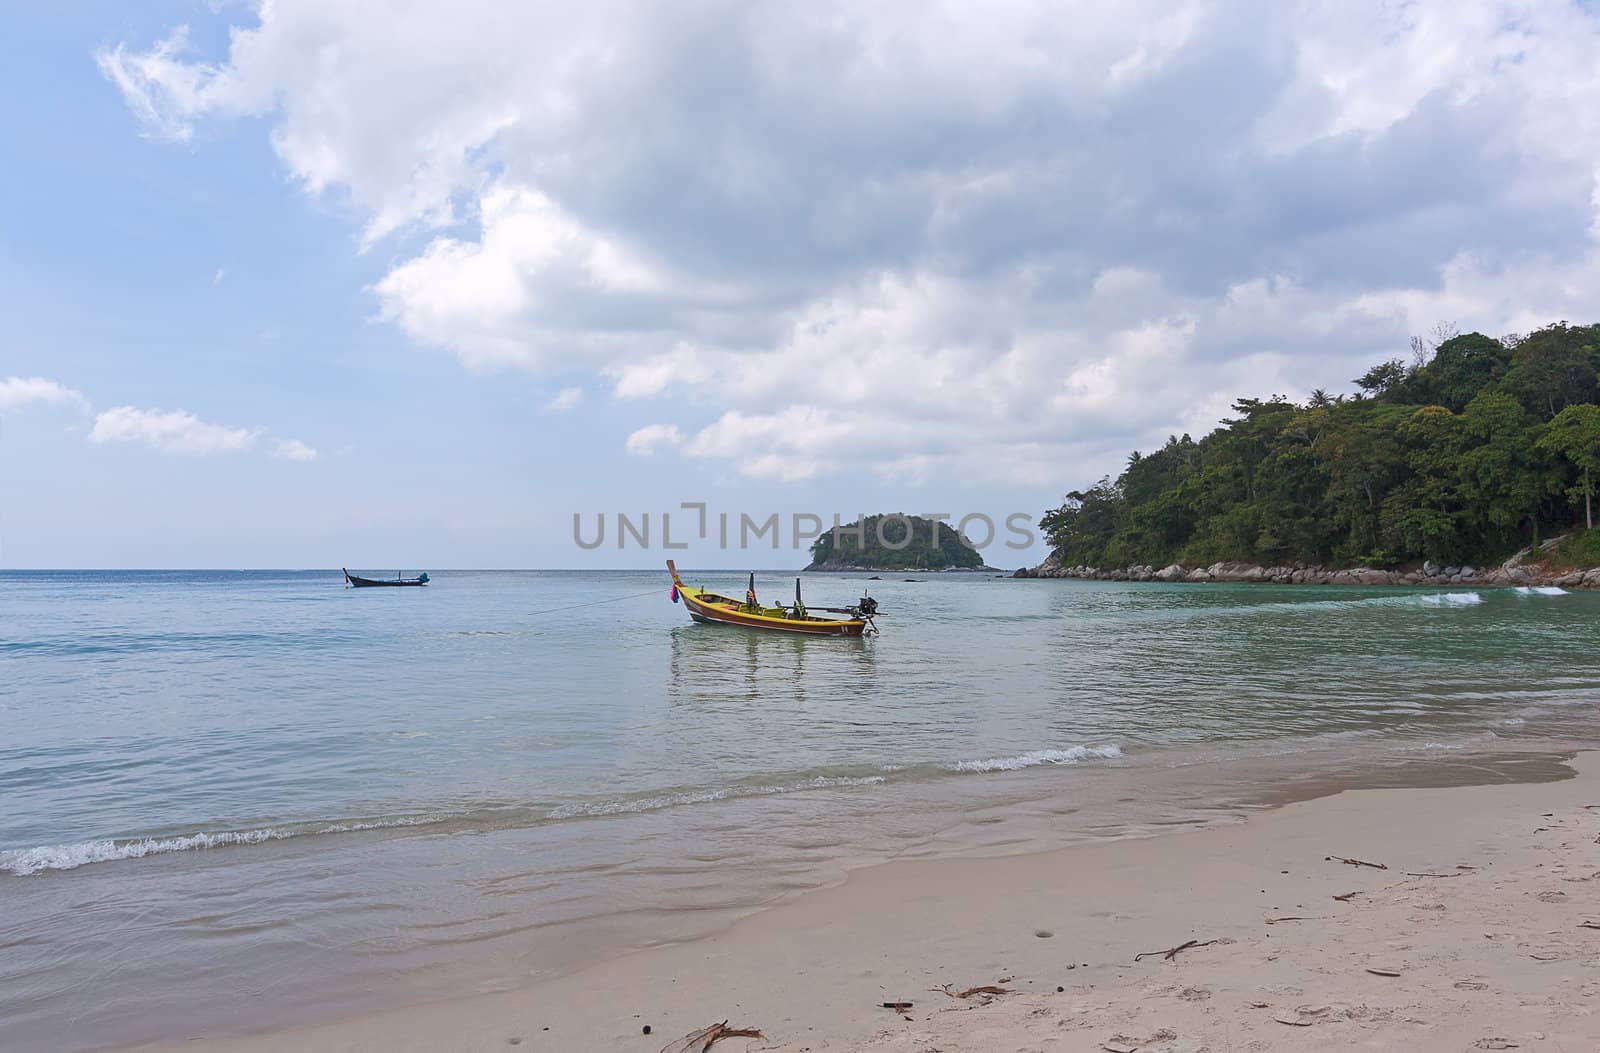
[0,829,289,876]
[547,774,886,819]
[1419,591,1482,606]
[0,816,446,876]
[1400,731,1500,752]
[948,744,1123,773]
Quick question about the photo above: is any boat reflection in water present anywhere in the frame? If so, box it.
[667,617,876,709]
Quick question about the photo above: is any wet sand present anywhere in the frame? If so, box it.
[127,751,1600,1052]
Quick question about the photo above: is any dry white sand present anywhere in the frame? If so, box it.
[133,753,1600,1053]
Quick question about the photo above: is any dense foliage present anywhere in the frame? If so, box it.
[808,514,983,570]
[1041,322,1600,570]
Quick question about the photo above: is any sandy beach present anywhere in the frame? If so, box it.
[126,751,1600,1053]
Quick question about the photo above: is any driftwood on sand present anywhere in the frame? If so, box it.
[659,1021,764,1053]
[937,983,1013,999]
[1325,855,1387,869]
[1134,939,1221,962]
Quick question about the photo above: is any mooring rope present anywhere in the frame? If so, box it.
[519,588,664,619]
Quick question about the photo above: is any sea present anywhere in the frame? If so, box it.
[3,569,1598,1051]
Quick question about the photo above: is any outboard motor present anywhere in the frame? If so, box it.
[849,592,880,634]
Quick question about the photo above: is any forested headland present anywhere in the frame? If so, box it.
[1040,322,1600,572]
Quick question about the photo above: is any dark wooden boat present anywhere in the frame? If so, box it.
[343,568,430,587]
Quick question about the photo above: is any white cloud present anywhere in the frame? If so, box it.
[0,377,89,412]
[545,386,583,411]
[88,406,262,454]
[95,27,233,143]
[623,423,683,456]
[213,268,226,286]
[372,183,673,368]
[102,1,1600,485]
[272,438,319,461]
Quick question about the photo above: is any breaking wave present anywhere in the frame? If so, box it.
[1418,591,1482,606]
[948,744,1123,773]
[0,815,447,877]
[1514,586,1568,596]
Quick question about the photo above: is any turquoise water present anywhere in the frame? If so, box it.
[3,570,1598,1050]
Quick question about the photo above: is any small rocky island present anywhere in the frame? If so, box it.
[804,514,997,572]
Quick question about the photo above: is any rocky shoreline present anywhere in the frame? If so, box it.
[1015,537,1600,588]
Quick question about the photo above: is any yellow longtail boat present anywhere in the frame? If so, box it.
[666,560,879,636]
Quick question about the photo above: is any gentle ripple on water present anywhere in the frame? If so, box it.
[3,569,1599,1051]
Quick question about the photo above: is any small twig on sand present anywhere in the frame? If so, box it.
[880,1001,914,1013]
[1403,871,1464,878]
[1333,891,1363,902]
[659,1021,765,1053]
[1326,855,1387,869]
[1365,968,1402,977]
[1579,921,1600,931]
[1266,916,1328,925]
[936,984,1013,999]
[1135,938,1221,962]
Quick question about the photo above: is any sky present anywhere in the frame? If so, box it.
[3,0,1600,569]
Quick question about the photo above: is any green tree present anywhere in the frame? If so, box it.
[1412,333,1512,412]
[1538,404,1600,529]
[1041,479,1122,566]
[1505,322,1598,419]
[1456,392,1547,549]
[1381,405,1466,562]
[1355,359,1409,398]
[1318,403,1407,561]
